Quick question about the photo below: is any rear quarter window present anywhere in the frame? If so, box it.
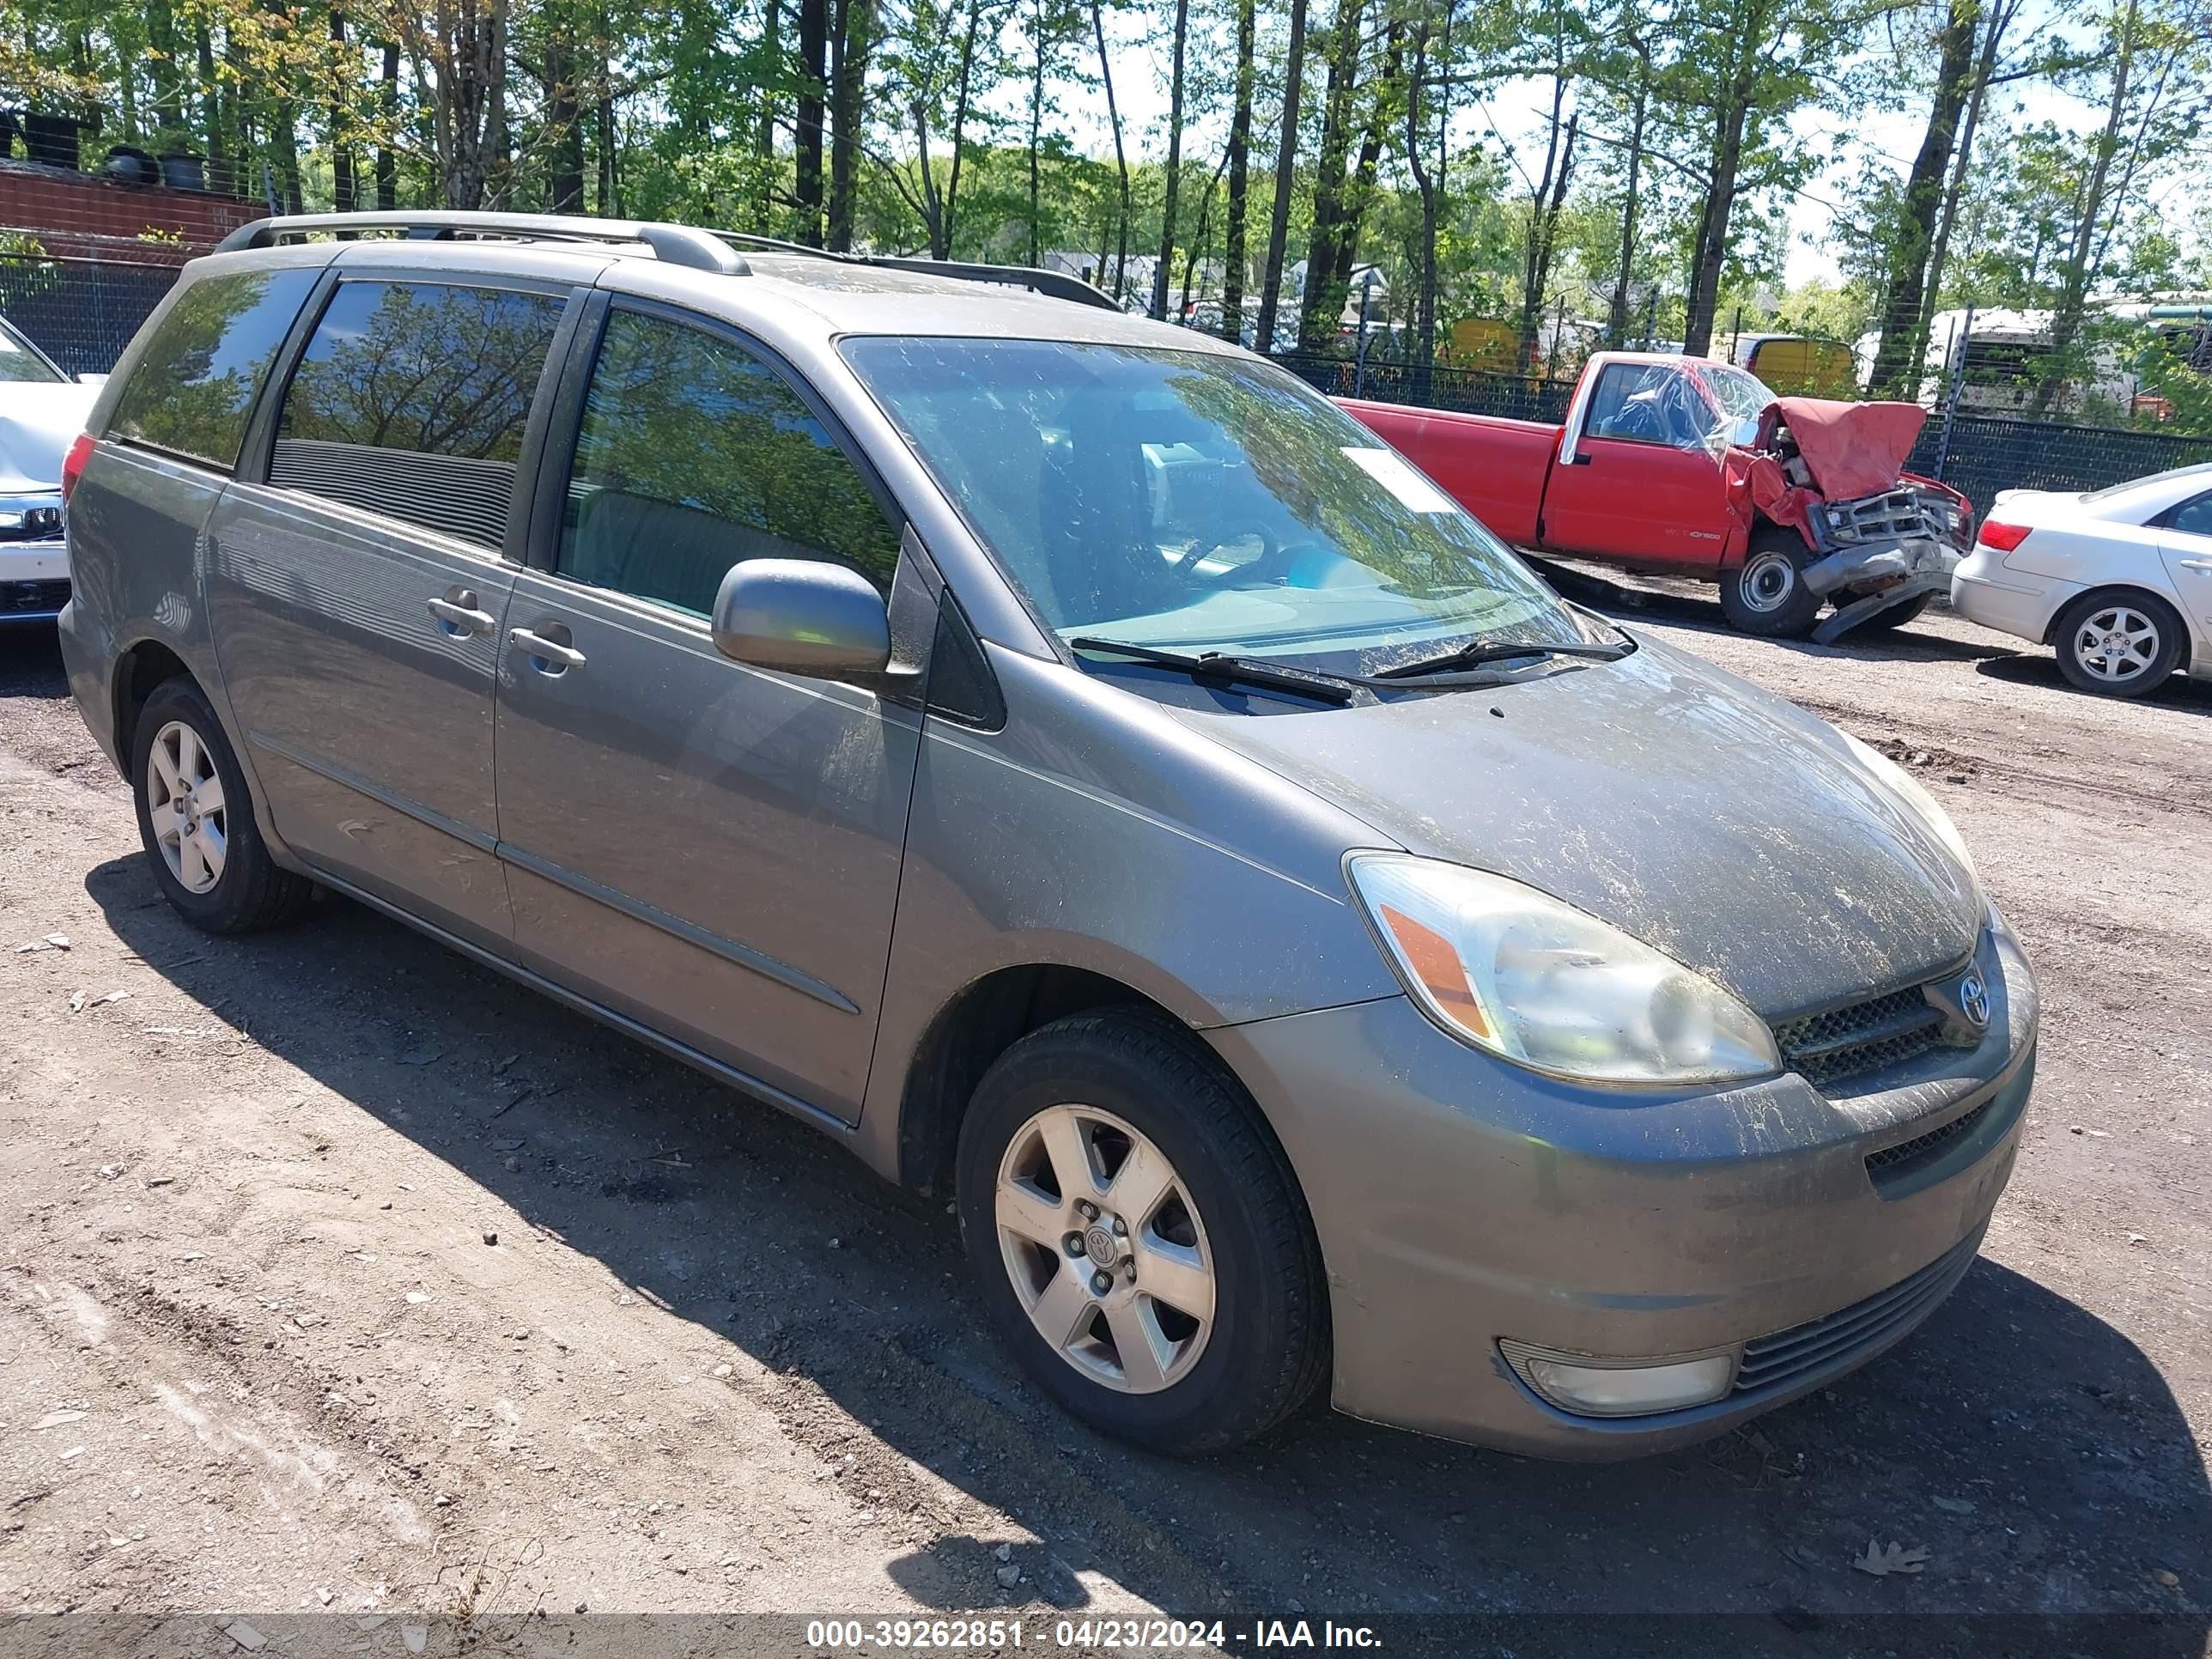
[105,267,319,471]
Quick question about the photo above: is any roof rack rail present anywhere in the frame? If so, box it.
[214,211,1123,311]
[215,211,750,276]
[712,232,1121,313]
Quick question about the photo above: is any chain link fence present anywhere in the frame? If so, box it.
[1904,415,2212,510]
[0,254,179,377]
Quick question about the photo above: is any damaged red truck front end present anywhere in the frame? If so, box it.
[1342,352,1975,641]
[1731,397,1975,641]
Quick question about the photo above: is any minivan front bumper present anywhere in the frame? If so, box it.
[1206,909,2036,1457]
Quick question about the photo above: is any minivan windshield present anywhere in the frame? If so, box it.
[842,337,1595,676]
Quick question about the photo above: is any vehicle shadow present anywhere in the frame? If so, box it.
[0,623,67,696]
[85,860,2211,1631]
[1974,650,2212,714]
[1530,558,2021,667]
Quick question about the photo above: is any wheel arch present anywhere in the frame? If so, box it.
[111,637,197,769]
[891,963,1193,1195]
[2040,581,2185,647]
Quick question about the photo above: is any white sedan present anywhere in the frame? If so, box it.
[1951,462,2212,698]
[1,313,101,625]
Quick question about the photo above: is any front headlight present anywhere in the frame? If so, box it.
[1838,732,1976,883]
[1346,855,1781,1086]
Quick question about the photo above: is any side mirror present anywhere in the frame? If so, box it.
[76,372,107,387]
[711,557,891,679]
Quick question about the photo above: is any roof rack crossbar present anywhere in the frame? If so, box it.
[215,211,750,276]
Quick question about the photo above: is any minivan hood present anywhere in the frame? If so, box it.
[1176,637,1980,1018]
[0,381,99,495]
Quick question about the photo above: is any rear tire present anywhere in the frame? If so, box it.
[956,1010,1329,1455]
[1719,527,1823,638]
[2052,591,2184,699]
[131,676,313,933]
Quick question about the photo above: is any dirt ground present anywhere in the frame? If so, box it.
[1,585,2206,1643]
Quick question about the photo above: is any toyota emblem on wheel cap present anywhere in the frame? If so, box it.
[1958,972,1990,1028]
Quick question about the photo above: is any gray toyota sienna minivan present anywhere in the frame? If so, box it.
[58,212,2036,1458]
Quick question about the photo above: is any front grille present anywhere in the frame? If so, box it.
[1823,487,1957,549]
[1733,1231,1982,1398]
[2,580,69,616]
[1774,983,1948,1089]
[1865,1097,1991,1184]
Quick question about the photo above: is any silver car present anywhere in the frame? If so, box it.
[58,212,2036,1457]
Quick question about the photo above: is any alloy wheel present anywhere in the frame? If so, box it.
[2070,605,2161,684]
[994,1103,1216,1395]
[146,719,228,894]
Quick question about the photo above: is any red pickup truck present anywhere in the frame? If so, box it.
[1343,350,1975,642]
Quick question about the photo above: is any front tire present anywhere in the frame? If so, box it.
[1836,589,1934,635]
[2052,591,2184,698]
[131,677,313,933]
[1719,527,1824,638]
[956,1011,1329,1455]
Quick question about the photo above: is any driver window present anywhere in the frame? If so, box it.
[559,308,902,617]
[1583,363,1712,453]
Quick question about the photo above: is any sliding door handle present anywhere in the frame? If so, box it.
[509,626,586,672]
[427,592,497,635]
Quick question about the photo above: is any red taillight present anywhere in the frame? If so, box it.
[60,433,94,505]
[1977,519,2031,552]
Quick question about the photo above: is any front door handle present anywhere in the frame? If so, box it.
[2178,558,2212,573]
[509,626,586,672]
[427,590,497,635]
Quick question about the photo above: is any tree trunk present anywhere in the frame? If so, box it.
[1605,46,1649,349]
[1091,0,1131,297]
[2030,0,2140,416]
[1403,3,1451,367]
[1254,0,1309,352]
[1218,0,1255,340]
[795,0,828,243]
[1027,0,1047,265]
[148,1,188,139]
[757,0,781,161]
[1911,0,2014,390]
[376,41,398,208]
[1327,21,1399,303]
[198,24,228,193]
[544,37,585,213]
[1866,0,1978,394]
[1516,88,1577,367]
[828,0,873,248]
[1296,0,1364,350]
[1681,80,1752,357]
[1151,0,1192,319]
[327,9,356,211]
[945,0,987,257]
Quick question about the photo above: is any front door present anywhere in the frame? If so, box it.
[493,301,923,1121]
[207,275,575,953]
[2157,488,2212,643]
[1538,361,1734,573]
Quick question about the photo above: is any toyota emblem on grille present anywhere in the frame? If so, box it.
[1957,972,1990,1028]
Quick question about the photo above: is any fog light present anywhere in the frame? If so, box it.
[1502,1341,1737,1418]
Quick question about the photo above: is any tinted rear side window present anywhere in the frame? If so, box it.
[106,267,318,470]
[270,280,565,549]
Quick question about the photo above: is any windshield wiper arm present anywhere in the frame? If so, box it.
[1368,637,1630,681]
[1067,637,1357,705]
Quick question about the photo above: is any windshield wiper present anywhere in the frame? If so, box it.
[1368,637,1631,681]
[1068,636,1357,705]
